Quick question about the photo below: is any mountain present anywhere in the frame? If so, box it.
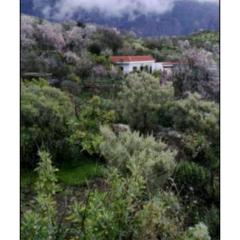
[20,0,219,36]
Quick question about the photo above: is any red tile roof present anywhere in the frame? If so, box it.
[111,55,155,63]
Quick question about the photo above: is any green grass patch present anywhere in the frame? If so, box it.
[57,161,104,186]
[21,158,105,187]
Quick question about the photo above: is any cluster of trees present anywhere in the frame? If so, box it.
[21,15,219,95]
[21,15,123,94]
[21,15,219,240]
[21,79,116,165]
[116,72,219,237]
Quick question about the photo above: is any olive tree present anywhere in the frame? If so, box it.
[118,72,174,133]
[36,22,66,51]
[173,48,219,101]
[21,79,75,164]
[69,96,116,155]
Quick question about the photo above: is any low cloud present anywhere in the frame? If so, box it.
[34,0,219,20]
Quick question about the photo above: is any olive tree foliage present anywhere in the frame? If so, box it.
[20,15,97,79]
[177,40,191,50]
[65,25,96,53]
[21,79,75,164]
[184,223,211,240]
[21,16,40,72]
[118,72,174,133]
[173,48,219,101]
[97,28,124,54]
[75,52,95,79]
[168,93,219,177]
[69,96,116,155]
[36,22,66,51]
[21,15,38,50]
[100,126,176,190]
[169,93,219,139]
[63,51,81,65]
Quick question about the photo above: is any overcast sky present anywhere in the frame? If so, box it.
[34,0,219,19]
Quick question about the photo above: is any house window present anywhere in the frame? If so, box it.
[140,66,144,71]
[120,66,124,72]
[133,66,138,72]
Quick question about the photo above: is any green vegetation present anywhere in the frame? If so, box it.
[69,96,116,155]
[21,148,211,240]
[21,159,104,187]
[21,151,59,240]
[188,31,219,48]
[21,15,220,240]
[100,126,176,190]
[118,72,174,132]
[21,79,75,163]
[57,161,104,186]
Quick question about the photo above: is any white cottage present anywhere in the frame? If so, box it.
[110,55,176,75]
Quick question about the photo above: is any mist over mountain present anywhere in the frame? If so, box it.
[21,0,219,36]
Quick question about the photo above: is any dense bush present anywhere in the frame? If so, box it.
[36,22,66,51]
[133,192,184,240]
[21,79,75,164]
[169,93,219,137]
[118,72,174,133]
[100,126,176,190]
[175,161,211,196]
[173,48,219,101]
[184,222,211,240]
[69,96,116,155]
[97,28,124,54]
[169,93,219,173]
[67,168,146,239]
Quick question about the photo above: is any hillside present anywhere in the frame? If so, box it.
[20,15,220,240]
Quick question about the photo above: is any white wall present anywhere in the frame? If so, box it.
[117,61,172,75]
[115,61,174,74]
[153,62,164,72]
[116,61,155,74]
